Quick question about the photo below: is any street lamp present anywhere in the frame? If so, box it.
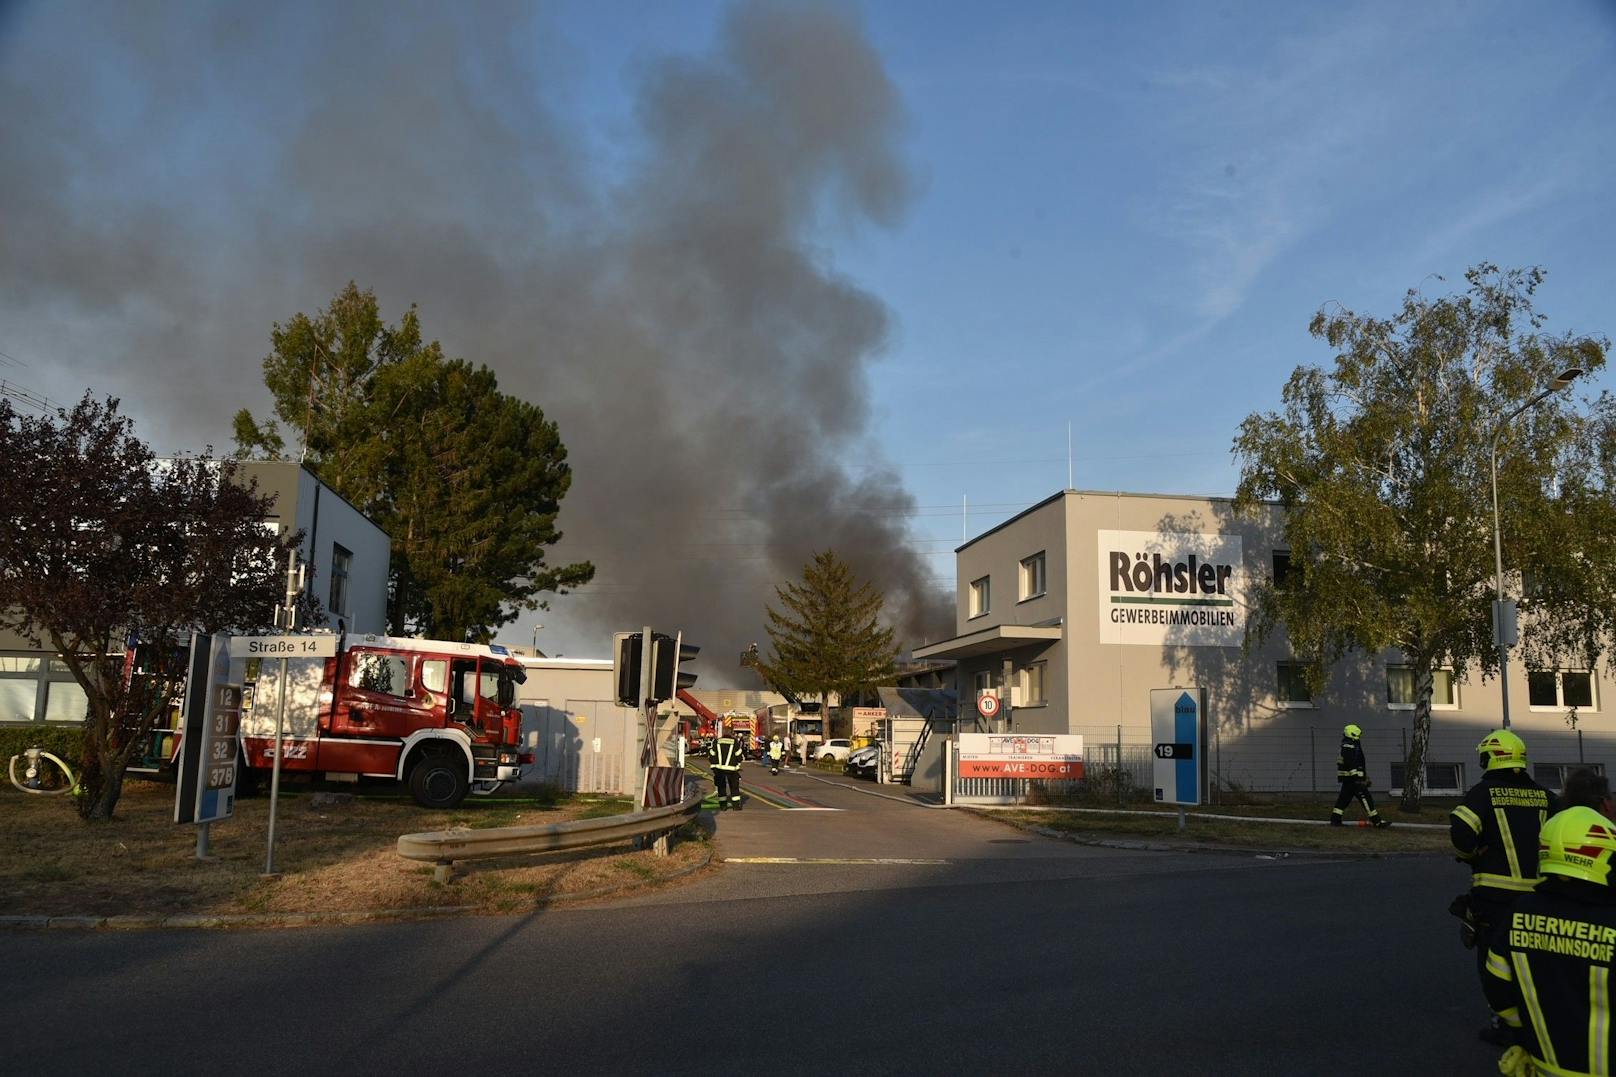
[1491,366,1584,729]
[531,623,544,656]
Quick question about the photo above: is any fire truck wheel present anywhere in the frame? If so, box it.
[236,766,263,798]
[408,751,470,809]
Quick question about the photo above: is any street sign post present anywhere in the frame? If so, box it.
[254,551,309,876]
[1150,688,1205,830]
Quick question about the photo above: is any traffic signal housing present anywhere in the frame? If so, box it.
[613,631,643,707]
[651,632,698,702]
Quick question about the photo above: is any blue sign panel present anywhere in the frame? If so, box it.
[1150,688,1204,806]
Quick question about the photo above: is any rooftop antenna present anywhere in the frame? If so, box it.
[1067,422,1073,490]
[962,495,967,544]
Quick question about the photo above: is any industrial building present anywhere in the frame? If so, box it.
[913,489,1612,796]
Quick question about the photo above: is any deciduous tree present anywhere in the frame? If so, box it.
[233,283,593,640]
[0,394,292,819]
[1233,265,1614,809]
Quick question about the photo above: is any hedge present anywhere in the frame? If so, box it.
[0,725,86,776]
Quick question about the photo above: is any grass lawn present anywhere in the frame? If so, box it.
[984,796,1458,854]
[0,780,708,918]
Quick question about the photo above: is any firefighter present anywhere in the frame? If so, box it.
[1483,806,1616,1074]
[710,728,743,811]
[1331,724,1390,827]
[1453,728,1559,1044]
[768,735,784,775]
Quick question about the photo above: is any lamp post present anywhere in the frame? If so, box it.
[1490,366,1583,729]
[531,623,544,657]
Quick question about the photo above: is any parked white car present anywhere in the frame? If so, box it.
[814,738,853,763]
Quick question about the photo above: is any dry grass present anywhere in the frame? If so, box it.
[0,781,708,917]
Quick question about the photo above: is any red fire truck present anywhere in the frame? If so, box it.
[132,634,530,808]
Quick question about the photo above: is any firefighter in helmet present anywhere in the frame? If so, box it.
[709,725,744,812]
[1484,806,1616,1073]
[1454,728,1559,1044]
[1332,724,1390,827]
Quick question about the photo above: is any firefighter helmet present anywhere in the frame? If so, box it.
[1539,807,1616,886]
[1342,724,1362,741]
[1477,729,1529,772]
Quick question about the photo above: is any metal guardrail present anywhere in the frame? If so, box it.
[397,791,706,881]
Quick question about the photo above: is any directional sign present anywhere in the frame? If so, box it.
[1149,688,1204,806]
[977,693,1000,718]
[229,634,337,658]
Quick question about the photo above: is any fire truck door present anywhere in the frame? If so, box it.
[336,651,432,739]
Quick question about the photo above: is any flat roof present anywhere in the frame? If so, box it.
[956,488,1259,554]
[911,623,1063,660]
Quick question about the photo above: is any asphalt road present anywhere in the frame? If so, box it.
[12,762,1498,1075]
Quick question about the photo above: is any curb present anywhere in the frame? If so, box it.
[0,848,714,932]
[972,810,1443,861]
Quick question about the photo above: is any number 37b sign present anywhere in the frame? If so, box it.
[175,633,242,825]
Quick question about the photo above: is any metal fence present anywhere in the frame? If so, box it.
[947,721,1611,805]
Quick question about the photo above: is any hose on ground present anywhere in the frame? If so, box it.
[9,748,78,795]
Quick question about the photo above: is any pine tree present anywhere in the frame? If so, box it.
[755,551,898,721]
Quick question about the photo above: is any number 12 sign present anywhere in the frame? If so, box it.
[175,633,242,825]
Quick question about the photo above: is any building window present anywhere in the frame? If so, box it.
[1018,553,1046,601]
[1534,762,1604,794]
[1386,666,1457,711]
[43,681,89,723]
[1272,550,1292,589]
[0,656,42,723]
[1390,761,1464,795]
[969,576,991,619]
[1021,661,1048,706]
[330,543,353,619]
[1528,671,1598,711]
[1277,662,1313,708]
[972,670,993,694]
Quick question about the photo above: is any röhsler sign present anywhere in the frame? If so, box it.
[1097,529,1244,647]
[958,733,1084,780]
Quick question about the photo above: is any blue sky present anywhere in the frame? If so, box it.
[2,0,1613,656]
[851,0,1616,583]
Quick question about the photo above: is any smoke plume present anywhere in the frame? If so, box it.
[0,1,952,670]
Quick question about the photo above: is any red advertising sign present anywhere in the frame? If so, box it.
[957,733,1084,782]
[959,758,1085,779]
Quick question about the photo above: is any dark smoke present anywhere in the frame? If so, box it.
[0,1,951,670]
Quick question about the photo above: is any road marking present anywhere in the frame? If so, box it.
[723,856,950,865]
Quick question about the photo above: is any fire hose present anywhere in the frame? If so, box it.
[8,747,78,795]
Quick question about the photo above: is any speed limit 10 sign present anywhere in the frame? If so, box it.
[977,692,1000,718]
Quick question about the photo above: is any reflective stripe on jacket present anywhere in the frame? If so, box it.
[1336,739,1367,780]
[1484,878,1616,1076]
[712,737,741,770]
[1452,771,1558,894]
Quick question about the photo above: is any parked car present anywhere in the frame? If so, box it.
[814,738,853,763]
[843,744,879,779]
